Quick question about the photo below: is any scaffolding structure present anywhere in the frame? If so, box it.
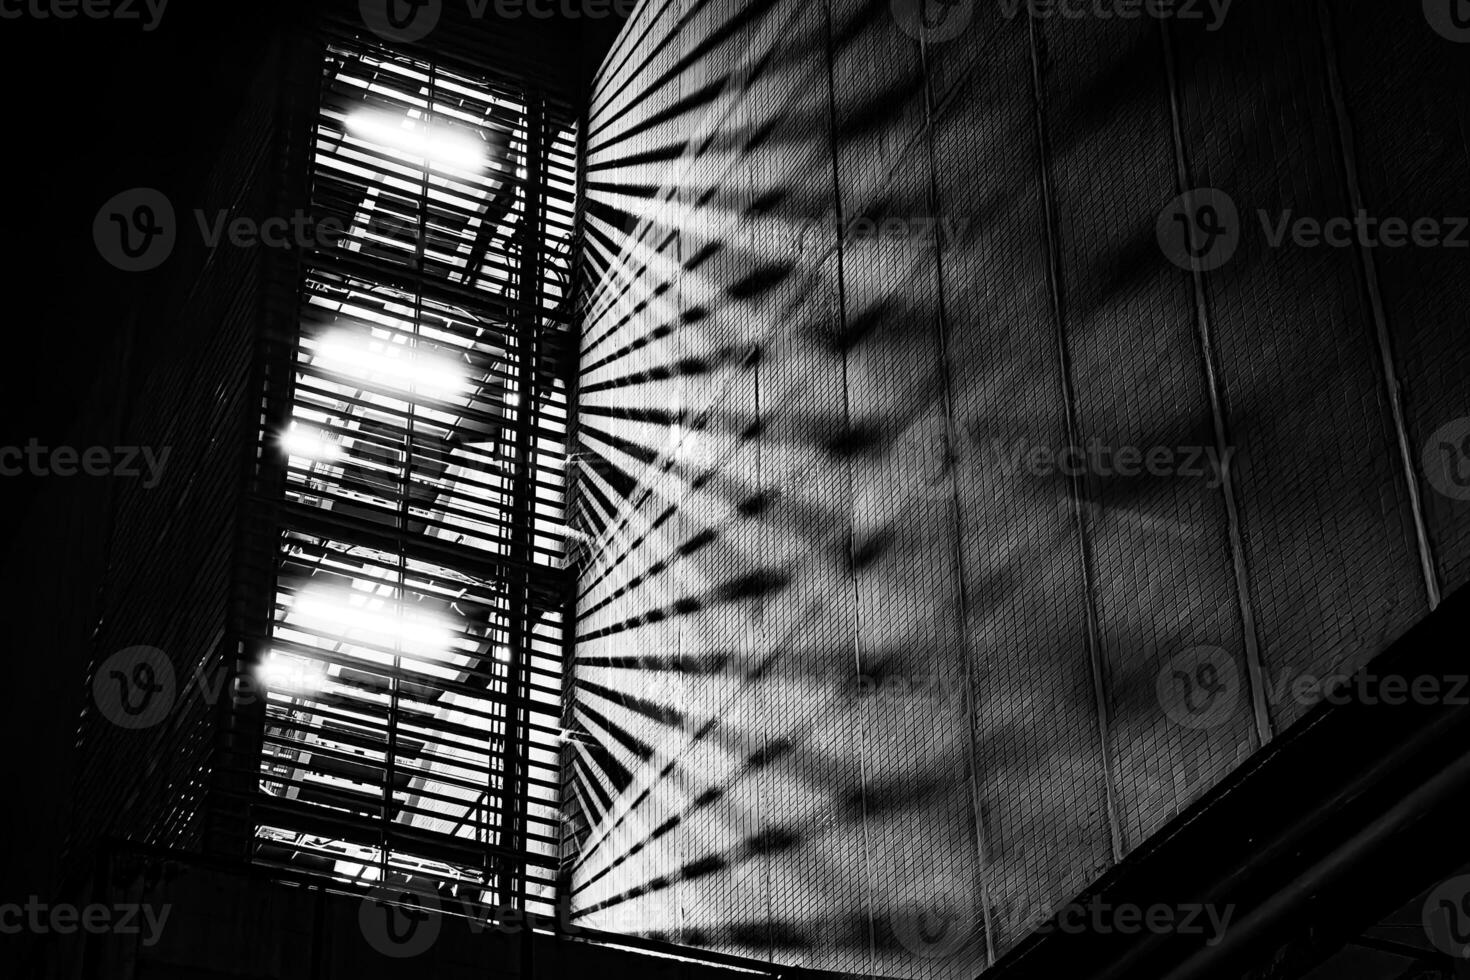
[233,31,581,918]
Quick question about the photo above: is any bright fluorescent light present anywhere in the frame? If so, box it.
[291,587,456,660]
[345,109,488,173]
[281,423,341,462]
[257,651,327,696]
[314,330,467,401]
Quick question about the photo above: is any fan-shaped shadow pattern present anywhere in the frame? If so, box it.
[563,0,1455,978]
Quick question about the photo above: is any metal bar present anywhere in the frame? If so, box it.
[499,85,549,910]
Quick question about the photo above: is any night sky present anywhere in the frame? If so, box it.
[0,2,295,529]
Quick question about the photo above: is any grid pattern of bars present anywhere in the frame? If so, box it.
[246,36,580,917]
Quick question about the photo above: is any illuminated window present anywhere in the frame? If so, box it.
[249,38,578,918]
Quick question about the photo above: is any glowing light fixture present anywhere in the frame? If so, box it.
[291,586,457,660]
[314,330,468,401]
[256,651,328,697]
[345,108,488,173]
[280,423,342,462]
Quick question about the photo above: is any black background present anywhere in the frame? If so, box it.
[0,2,295,533]
[0,0,296,920]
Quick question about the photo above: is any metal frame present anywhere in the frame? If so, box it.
[230,28,580,921]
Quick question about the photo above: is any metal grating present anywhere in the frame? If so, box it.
[242,35,580,918]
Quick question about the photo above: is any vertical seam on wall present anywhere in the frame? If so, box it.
[916,20,998,971]
[561,98,590,889]
[740,39,777,968]
[1023,13,1125,866]
[674,0,688,946]
[1315,0,1442,612]
[756,314,776,965]
[1156,21,1274,750]
[821,0,877,969]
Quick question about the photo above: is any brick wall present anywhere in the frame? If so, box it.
[566,1,1470,976]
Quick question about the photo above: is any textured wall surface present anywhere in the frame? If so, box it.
[565,0,1470,976]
